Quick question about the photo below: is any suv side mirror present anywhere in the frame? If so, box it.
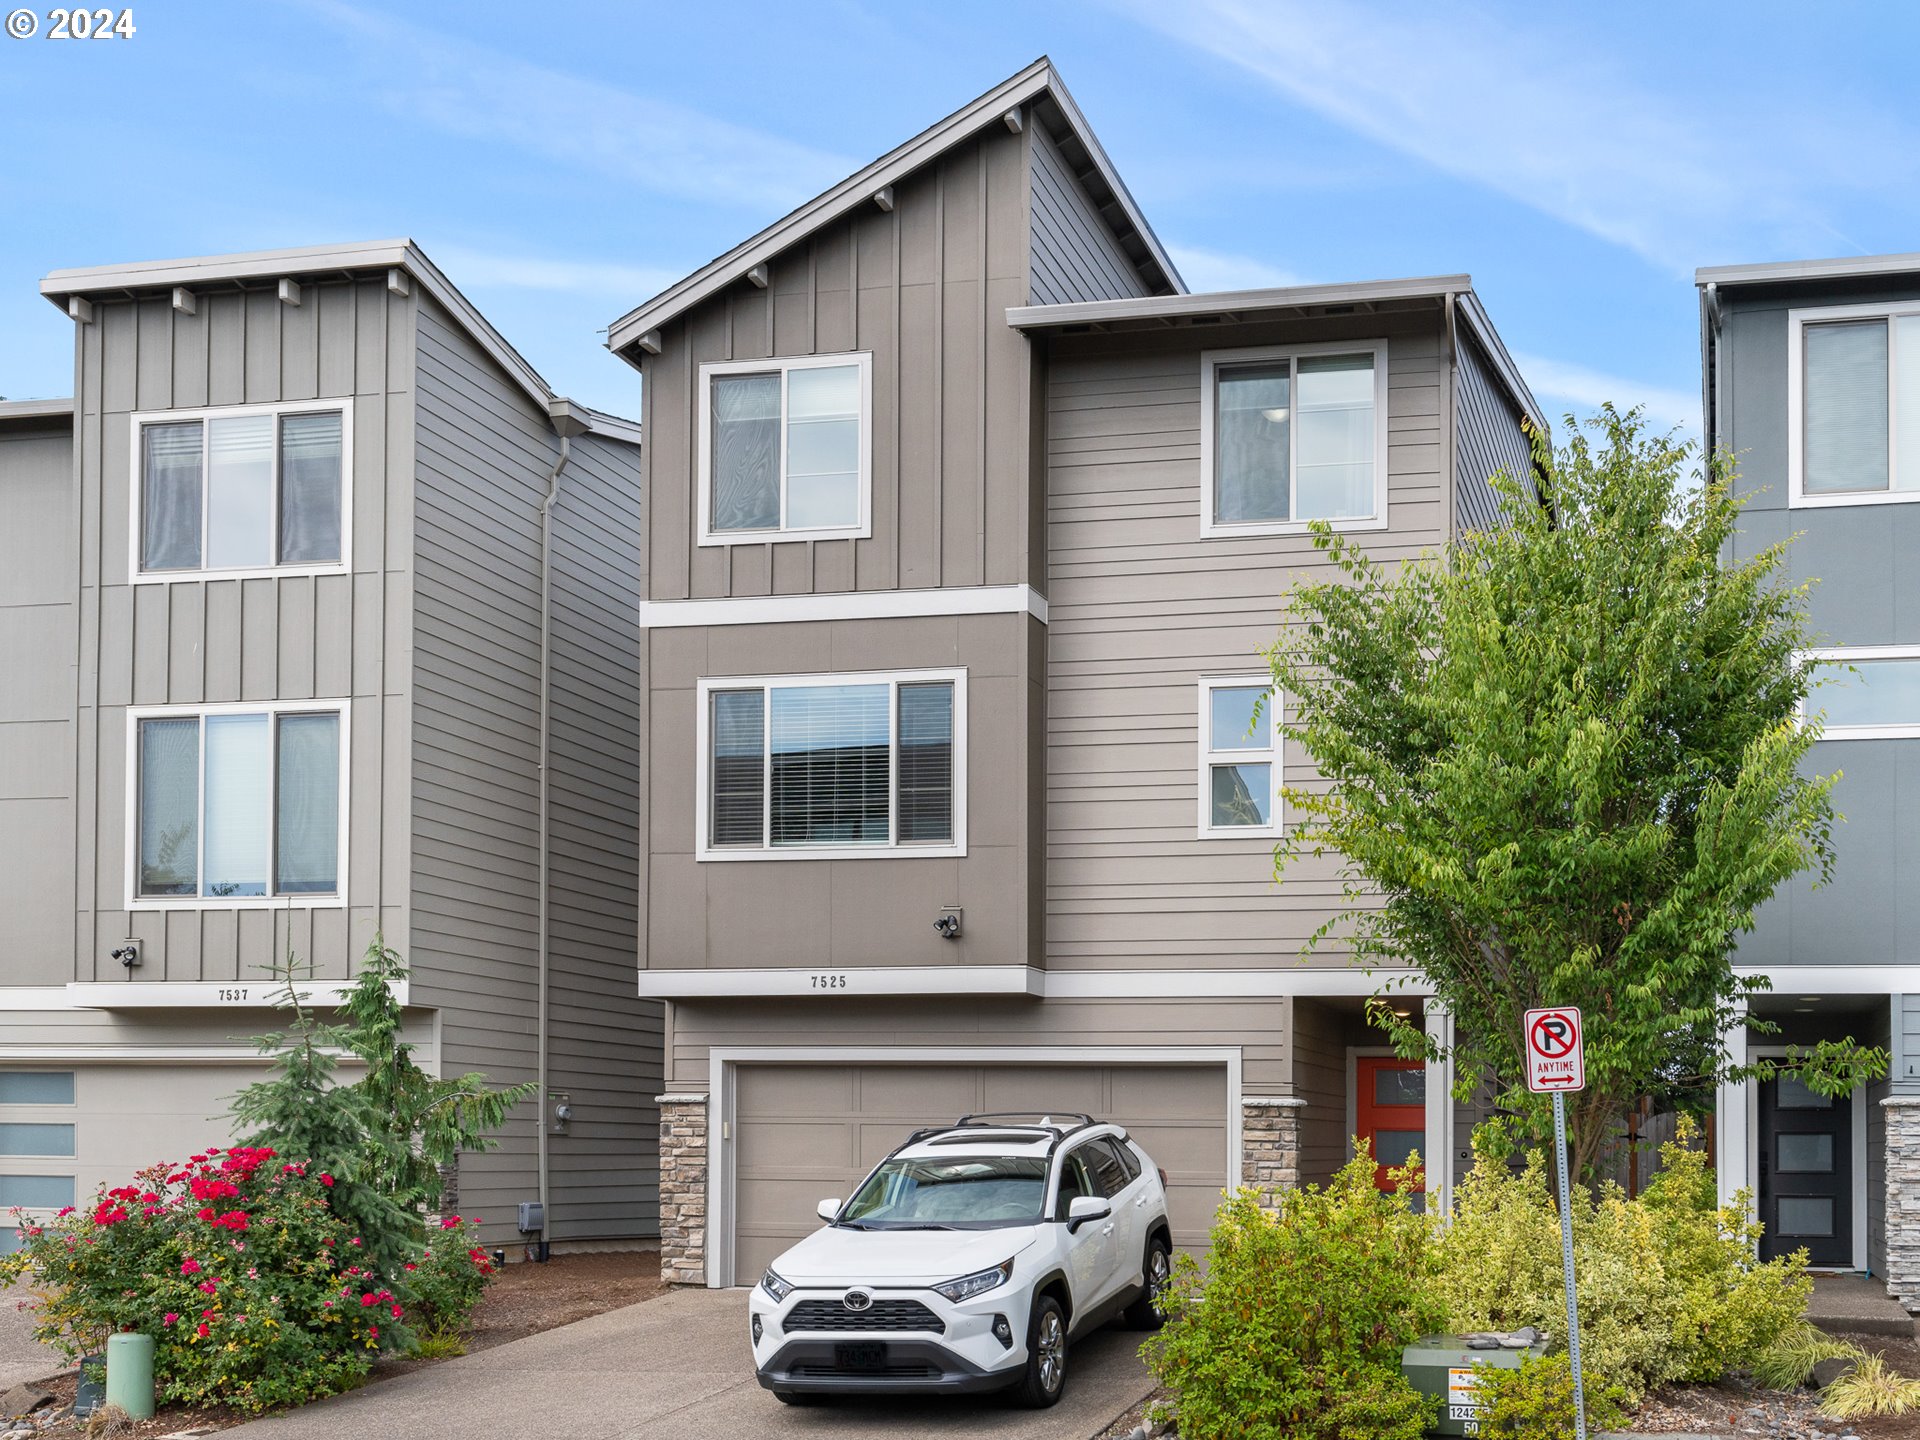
[817,1198,842,1223]
[1066,1195,1111,1232]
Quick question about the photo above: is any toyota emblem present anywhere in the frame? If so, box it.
[843,1288,873,1312]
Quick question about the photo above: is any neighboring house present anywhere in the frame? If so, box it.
[607,59,1544,1287]
[1700,252,1920,1297]
[0,241,658,1258]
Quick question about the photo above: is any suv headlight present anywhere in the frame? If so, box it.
[931,1259,1014,1303]
[761,1268,794,1303]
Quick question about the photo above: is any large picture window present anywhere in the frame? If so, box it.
[132,403,348,578]
[697,354,872,544]
[129,704,346,905]
[1200,343,1388,536]
[1198,676,1279,837]
[1790,302,1920,506]
[697,669,964,859]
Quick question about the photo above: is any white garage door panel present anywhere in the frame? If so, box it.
[730,1061,1230,1285]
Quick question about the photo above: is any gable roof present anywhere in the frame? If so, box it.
[40,240,641,444]
[605,57,1182,361]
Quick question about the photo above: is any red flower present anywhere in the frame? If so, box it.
[440,1216,462,1230]
[199,1280,218,1294]
[195,1322,210,1338]
[369,1325,379,1340]
[403,1263,417,1272]
[390,1304,403,1318]
[180,1258,201,1275]
[360,1294,377,1307]
[197,1207,216,1222]
[163,1312,179,1326]
[318,1174,334,1188]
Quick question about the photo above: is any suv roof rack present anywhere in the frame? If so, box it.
[956,1112,1097,1132]
[892,1112,1105,1159]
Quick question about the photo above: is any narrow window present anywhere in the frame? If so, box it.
[279,412,344,564]
[710,373,781,531]
[1199,679,1277,835]
[137,716,200,895]
[276,713,341,893]
[783,363,862,528]
[709,690,766,847]
[896,683,955,843]
[141,422,203,570]
[205,414,274,569]
[1804,320,1891,495]
[1214,364,1290,523]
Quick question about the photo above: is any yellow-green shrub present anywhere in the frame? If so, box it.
[1474,1353,1628,1438]
[1434,1125,1808,1400]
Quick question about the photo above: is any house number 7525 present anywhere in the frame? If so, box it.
[809,974,847,990]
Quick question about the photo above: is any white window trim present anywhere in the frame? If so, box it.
[1787,300,1920,509]
[127,399,354,584]
[1797,645,1920,739]
[694,667,966,862]
[1197,676,1281,838]
[1199,340,1391,538]
[123,699,351,910]
[695,352,874,547]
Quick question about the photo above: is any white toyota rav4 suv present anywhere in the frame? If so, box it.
[749,1113,1174,1408]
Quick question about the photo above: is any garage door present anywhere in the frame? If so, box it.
[729,1061,1229,1285]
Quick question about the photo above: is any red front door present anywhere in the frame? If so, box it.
[1356,1056,1426,1202]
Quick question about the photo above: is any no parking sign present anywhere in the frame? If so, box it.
[1523,1007,1585,1093]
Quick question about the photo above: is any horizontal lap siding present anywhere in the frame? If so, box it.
[74,281,411,985]
[1028,123,1150,306]
[411,298,655,1243]
[1044,321,1446,971]
[644,125,1033,601]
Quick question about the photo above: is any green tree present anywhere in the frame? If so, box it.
[230,938,535,1277]
[1269,408,1882,1180]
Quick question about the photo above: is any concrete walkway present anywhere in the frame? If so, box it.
[0,1277,63,1391]
[1807,1273,1914,1338]
[225,1288,1156,1440]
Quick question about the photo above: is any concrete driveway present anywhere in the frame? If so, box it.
[0,1277,63,1391]
[225,1288,1156,1440]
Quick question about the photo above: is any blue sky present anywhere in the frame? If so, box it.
[6,0,1920,444]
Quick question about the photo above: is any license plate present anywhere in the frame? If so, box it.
[834,1341,887,1371]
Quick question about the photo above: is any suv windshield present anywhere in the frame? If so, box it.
[839,1155,1049,1229]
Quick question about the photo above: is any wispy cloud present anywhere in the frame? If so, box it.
[1514,351,1700,441]
[1167,244,1304,293]
[295,1,856,213]
[434,246,680,300]
[1115,0,1913,272]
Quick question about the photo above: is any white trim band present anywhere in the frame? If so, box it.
[641,967,1042,999]
[0,981,396,1011]
[639,584,1047,629]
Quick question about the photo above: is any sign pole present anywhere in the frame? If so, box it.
[1552,1090,1588,1440]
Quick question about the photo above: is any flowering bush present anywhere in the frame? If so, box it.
[407,1215,494,1334]
[2,1147,399,1412]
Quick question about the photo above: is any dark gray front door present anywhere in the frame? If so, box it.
[1758,1075,1851,1267]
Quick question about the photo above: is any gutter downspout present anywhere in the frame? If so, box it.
[536,398,591,1259]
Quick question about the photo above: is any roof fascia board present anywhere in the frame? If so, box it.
[605,59,1181,357]
[1695,253,1920,288]
[0,397,76,424]
[1005,274,1474,330]
[1454,290,1548,435]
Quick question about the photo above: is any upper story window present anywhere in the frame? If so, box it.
[1200,342,1388,537]
[1803,648,1920,739]
[1198,677,1280,837]
[133,402,349,579]
[696,668,964,860]
[129,702,346,906]
[1790,303,1920,506]
[697,354,873,545]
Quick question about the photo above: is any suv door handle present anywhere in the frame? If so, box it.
[1102,1223,1115,1236]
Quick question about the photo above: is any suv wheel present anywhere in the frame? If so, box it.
[1124,1234,1172,1330]
[1014,1294,1068,1408]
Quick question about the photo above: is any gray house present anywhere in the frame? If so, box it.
[1701,252,1920,1298]
[608,59,1543,1287]
[0,241,658,1257]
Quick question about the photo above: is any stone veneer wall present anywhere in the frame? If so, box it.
[1242,1097,1305,1205]
[657,1093,709,1285]
[1886,1097,1920,1311]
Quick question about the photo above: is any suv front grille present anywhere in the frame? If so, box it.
[783,1299,945,1334]
[788,1361,940,1379]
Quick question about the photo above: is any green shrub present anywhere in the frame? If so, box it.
[1821,1353,1920,1418]
[1143,1152,1441,1440]
[0,1147,388,1412]
[1435,1124,1809,1401]
[1473,1354,1628,1438]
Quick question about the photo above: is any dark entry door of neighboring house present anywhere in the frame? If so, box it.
[1758,1075,1852,1266]
[1356,1056,1426,1210]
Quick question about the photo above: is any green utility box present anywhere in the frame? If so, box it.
[1401,1334,1548,1436]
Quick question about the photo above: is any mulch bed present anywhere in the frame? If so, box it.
[16,1248,667,1437]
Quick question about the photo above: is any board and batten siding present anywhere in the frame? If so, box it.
[641,124,1036,602]
[71,281,413,985]
[1027,122,1152,307]
[1043,317,1448,971]
[0,418,78,983]
[409,294,658,1242]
